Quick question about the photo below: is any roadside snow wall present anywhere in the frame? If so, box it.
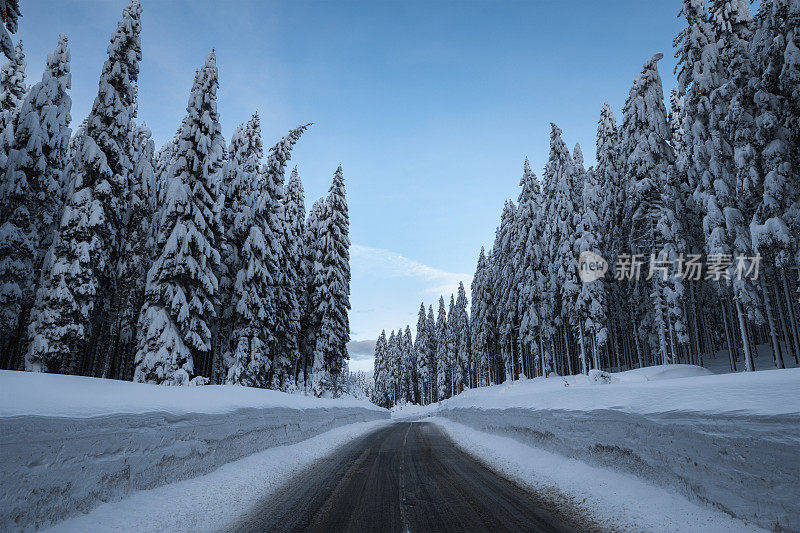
[424,367,800,531]
[0,371,388,531]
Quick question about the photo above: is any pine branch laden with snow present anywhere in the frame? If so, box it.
[134,50,224,386]
[0,0,20,60]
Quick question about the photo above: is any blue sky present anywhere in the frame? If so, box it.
[18,0,684,371]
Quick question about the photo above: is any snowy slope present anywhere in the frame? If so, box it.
[0,369,383,418]
[395,366,800,531]
[430,365,800,416]
[0,371,387,530]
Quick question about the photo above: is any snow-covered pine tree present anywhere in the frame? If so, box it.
[435,296,448,400]
[575,164,607,372]
[426,304,436,398]
[0,40,25,141]
[231,124,309,389]
[415,302,430,404]
[265,126,311,389]
[218,114,263,384]
[455,281,470,391]
[492,200,518,381]
[515,158,542,379]
[28,1,141,375]
[544,124,580,375]
[283,166,307,385]
[0,0,20,60]
[113,123,156,380]
[0,35,71,371]
[446,293,457,395]
[621,53,677,366]
[371,330,389,407]
[746,0,800,369]
[386,330,398,404]
[301,198,324,388]
[134,51,224,385]
[311,166,350,395]
[470,247,491,386]
[402,325,415,403]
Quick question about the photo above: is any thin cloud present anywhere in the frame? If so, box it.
[351,244,472,297]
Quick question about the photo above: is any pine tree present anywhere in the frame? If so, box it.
[282,166,307,385]
[1,35,71,371]
[435,296,448,400]
[470,247,491,386]
[312,166,350,395]
[414,302,430,404]
[301,198,324,388]
[113,123,156,380]
[0,0,20,60]
[426,304,436,397]
[218,114,263,383]
[0,39,25,139]
[621,53,677,365]
[134,51,224,385]
[575,164,607,372]
[263,124,310,389]
[544,124,581,375]
[29,1,142,375]
[371,330,389,407]
[454,281,470,391]
[401,325,414,402]
[515,158,542,379]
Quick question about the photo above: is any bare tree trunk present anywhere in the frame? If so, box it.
[578,323,588,374]
[721,300,737,372]
[780,270,800,364]
[735,300,755,371]
[761,277,785,369]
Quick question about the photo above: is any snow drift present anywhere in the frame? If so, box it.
[397,366,800,531]
[0,371,387,531]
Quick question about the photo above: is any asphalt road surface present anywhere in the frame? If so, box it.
[230,421,595,532]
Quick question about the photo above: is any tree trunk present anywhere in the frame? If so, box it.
[761,277,785,369]
[735,300,755,371]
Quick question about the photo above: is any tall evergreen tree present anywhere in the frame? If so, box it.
[28,1,142,374]
[262,124,310,389]
[218,114,263,383]
[311,166,350,395]
[113,123,156,380]
[282,166,307,385]
[301,198,324,387]
[133,51,224,385]
[1,35,71,371]
[415,302,430,404]
[435,296,448,400]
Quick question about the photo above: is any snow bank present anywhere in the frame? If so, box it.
[0,371,388,531]
[407,366,800,531]
[433,365,800,415]
[44,419,391,533]
[433,418,765,533]
[0,370,384,418]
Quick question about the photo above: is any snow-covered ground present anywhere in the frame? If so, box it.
[395,365,800,531]
[434,418,765,533]
[0,371,388,531]
[42,419,391,532]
